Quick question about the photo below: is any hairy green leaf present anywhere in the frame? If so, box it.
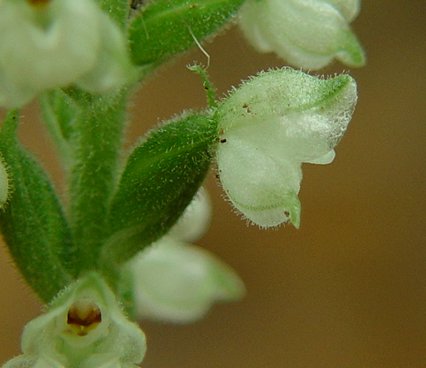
[0,112,74,301]
[102,112,217,270]
[129,0,245,66]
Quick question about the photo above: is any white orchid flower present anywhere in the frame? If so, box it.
[0,0,133,108]
[239,0,365,69]
[3,273,146,368]
[216,67,358,228]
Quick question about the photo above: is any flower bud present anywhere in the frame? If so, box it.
[129,237,245,323]
[3,273,146,368]
[239,0,365,69]
[0,0,133,108]
[216,68,357,228]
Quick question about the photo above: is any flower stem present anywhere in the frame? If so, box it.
[68,90,128,274]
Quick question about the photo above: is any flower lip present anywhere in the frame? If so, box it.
[66,298,102,336]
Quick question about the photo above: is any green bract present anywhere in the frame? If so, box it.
[2,273,146,368]
[216,68,358,228]
[103,112,217,269]
[0,0,133,108]
[239,0,365,69]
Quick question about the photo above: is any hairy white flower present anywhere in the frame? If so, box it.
[0,0,133,108]
[216,68,358,228]
[3,273,146,368]
[128,189,244,323]
[239,0,365,69]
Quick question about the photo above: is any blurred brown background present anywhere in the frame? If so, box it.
[1,1,425,367]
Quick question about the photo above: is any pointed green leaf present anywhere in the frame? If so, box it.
[129,0,245,66]
[0,112,74,301]
[102,112,217,269]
